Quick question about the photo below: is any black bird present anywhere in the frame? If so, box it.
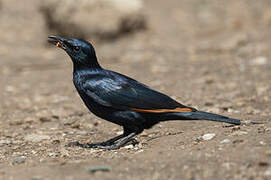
[48,35,241,150]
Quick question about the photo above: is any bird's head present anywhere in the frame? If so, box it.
[48,36,100,68]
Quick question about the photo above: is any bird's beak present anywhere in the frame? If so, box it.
[48,35,67,50]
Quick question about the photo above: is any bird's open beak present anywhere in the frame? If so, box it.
[48,36,66,50]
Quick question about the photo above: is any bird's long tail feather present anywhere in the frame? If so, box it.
[179,111,241,125]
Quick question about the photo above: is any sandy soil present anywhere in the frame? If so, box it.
[0,0,271,179]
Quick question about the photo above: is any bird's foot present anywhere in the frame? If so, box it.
[67,142,116,150]
[67,138,138,150]
[82,143,121,150]
[67,133,138,150]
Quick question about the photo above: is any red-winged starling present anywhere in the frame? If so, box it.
[48,36,241,150]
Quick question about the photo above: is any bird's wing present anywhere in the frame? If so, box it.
[83,72,194,113]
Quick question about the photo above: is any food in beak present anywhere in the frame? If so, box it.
[56,42,62,48]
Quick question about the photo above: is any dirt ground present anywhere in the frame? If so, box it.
[0,0,271,179]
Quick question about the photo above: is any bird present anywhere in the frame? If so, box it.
[48,35,241,150]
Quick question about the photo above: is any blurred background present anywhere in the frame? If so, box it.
[0,0,271,179]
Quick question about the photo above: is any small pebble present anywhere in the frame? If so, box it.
[116,130,123,135]
[259,141,266,145]
[124,144,134,149]
[220,139,230,144]
[251,56,267,66]
[12,156,26,165]
[264,168,271,176]
[202,133,216,141]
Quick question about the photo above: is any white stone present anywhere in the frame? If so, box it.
[202,133,215,141]
[264,168,271,176]
[116,130,123,135]
[220,139,230,144]
[251,56,267,65]
[124,144,134,149]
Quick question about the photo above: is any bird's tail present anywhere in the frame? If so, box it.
[178,111,241,125]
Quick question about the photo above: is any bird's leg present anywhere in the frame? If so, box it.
[99,134,126,145]
[89,132,137,150]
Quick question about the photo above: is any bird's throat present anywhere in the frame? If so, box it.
[73,60,102,73]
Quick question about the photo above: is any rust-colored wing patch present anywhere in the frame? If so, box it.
[130,107,193,113]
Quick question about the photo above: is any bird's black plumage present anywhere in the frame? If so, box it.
[48,36,241,150]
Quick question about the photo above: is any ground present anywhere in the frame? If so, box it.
[0,0,271,179]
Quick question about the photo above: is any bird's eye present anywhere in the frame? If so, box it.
[74,46,80,52]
